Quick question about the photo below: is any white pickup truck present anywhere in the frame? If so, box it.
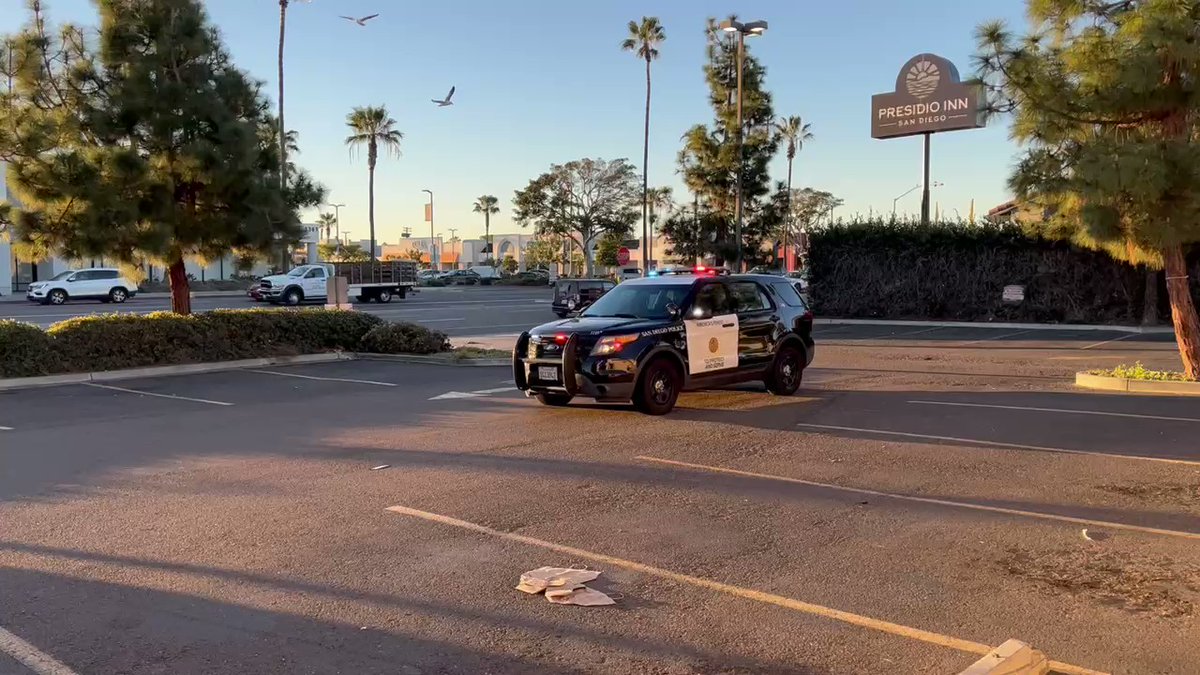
[259,261,418,305]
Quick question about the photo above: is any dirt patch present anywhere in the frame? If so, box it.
[1097,482,1200,507]
[1000,547,1200,619]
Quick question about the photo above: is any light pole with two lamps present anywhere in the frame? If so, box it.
[321,202,345,241]
[892,182,943,218]
[719,17,768,272]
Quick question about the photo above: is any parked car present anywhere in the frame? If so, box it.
[26,268,138,305]
[247,279,267,301]
[619,268,642,281]
[417,269,443,285]
[551,278,615,317]
[517,269,550,284]
[259,261,418,305]
[440,269,481,285]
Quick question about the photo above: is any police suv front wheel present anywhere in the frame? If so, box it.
[765,345,804,396]
[633,357,681,415]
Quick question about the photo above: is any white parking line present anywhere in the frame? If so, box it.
[470,387,515,395]
[637,456,1200,542]
[247,369,397,387]
[83,382,234,406]
[794,422,1200,466]
[909,400,1200,423]
[0,425,12,431]
[384,504,1102,675]
[890,326,945,337]
[955,329,1032,347]
[0,625,79,675]
[1081,333,1137,350]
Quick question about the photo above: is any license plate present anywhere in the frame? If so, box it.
[537,366,558,381]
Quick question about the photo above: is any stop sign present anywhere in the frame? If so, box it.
[616,246,630,266]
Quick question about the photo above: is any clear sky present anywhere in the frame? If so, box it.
[2,0,1029,243]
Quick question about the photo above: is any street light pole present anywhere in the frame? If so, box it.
[322,202,345,241]
[720,18,768,273]
[422,189,436,271]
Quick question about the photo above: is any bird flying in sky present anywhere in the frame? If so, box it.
[432,86,456,107]
[340,14,379,26]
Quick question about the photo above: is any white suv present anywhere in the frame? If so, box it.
[26,268,139,305]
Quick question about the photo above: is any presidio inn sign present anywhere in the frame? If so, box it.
[871,53,985,222]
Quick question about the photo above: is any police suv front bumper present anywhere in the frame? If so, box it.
[513,332,638,402]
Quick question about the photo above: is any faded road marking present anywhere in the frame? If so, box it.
[83,382,234,406]
[795,422,1200,467]
[384,504,1103,675]
[637,456,1200,542]
[0,625,79,675]
[247,369,397,387]
[909,400,1200,424]
[954,329,1032,347]
[1081,333,1136,350]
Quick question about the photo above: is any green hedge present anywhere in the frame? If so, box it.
[0,309,422,378]
[807,220,1200,324]
[0,320,59,377]
[359,322,451,354]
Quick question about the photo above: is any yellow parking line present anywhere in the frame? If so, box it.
[637,456,1200,542]
[384,504,1104,675]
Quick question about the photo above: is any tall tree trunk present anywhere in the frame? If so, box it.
[641,58,651,272]
[1162,244,1200,380]
[1141,267,1159,326]
[485,211,490,262]
[368,163,376,261]
[277,1,288,272]
[784,155,793,271]
[168,258,191,316]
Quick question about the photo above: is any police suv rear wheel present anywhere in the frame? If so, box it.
[765,344,804,396]
[535,393,573,407]
[633,357,681,415]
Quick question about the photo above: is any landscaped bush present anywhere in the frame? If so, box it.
[0,320,63,377]
[807,220,1200,325]
[359,321,450,355]
[49,312,210,372]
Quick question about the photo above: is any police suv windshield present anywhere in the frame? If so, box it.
[581,284,688,320]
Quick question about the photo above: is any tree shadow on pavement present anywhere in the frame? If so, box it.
[0,550,826,675]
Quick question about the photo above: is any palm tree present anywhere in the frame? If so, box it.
[345,106,403,259]
[774,115,813,270]
[646,186,673,266]
[473,195,500,263]
[316,212,338,240]
[622,16,665,273]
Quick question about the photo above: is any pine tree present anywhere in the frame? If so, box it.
[977,1,1200,379]
[662,17,779,266]
[0,0,319,315]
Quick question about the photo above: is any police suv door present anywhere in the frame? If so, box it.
[728,280,776,369]
[683,281,739,376]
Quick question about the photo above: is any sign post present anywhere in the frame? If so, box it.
[871,54,984,225]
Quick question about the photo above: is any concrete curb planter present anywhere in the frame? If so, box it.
[0,352,350,392]
[355,353,508,368]
[1075,372,1200,395]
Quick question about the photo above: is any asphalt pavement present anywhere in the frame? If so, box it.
[2,334,1197,674]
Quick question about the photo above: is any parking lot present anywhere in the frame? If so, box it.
[1,323,1197,674]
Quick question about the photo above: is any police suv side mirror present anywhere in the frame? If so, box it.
[666,303,681,320]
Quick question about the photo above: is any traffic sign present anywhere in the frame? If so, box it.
[616,247,630,266]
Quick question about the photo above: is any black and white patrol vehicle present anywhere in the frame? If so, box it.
[513,268,816,415]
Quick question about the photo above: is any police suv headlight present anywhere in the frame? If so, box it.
[590,334,640,356]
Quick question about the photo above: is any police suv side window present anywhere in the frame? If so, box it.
[690,282,733,318]
[729,281,771,314]
[770,281,808,310]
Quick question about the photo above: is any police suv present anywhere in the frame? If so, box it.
[513,268,816,415]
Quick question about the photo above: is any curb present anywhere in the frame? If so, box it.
[0,352,350,392]
[355,353,509,367]
[817,318,1173,334]
[1075,371,1200,395]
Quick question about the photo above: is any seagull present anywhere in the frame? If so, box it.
[339,14,379,26]
[432,86,455,107]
